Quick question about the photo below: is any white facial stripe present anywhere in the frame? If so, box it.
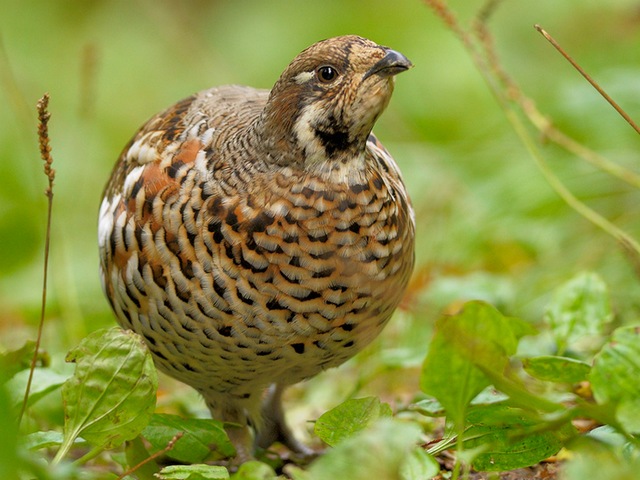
[293,71,315,84]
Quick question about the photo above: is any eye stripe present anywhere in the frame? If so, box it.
[293,71,315,84]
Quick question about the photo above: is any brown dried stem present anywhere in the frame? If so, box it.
[535,24,640,136]
[116,432,184,480]
[18,93,56,427]
[424,1,640,271]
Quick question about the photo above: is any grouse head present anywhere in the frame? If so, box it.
[260,35,412,169]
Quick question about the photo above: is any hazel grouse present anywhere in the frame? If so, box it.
[98,35,415,460]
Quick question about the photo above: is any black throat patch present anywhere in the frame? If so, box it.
[314,127,350,158]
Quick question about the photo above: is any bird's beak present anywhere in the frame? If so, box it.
[363,49,413,81]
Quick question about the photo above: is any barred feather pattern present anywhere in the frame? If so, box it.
[98,35,415,447]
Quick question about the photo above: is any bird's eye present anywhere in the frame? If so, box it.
[316,65,339,83]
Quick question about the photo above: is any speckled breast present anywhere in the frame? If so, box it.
[99,130,414,397]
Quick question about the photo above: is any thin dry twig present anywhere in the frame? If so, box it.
[18,93,56,427]
[424,1,640,274]
[535,24,640,136]
[116,432,184,480]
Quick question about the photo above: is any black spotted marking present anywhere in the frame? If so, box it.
[341,323,355,331]
[349,183,368,194]
[208,221,224,244]
[266,298,286,310]
[151,264,167,288]
[208,196,224,217]
[226,210,239,232]
[283,233,299,243]
[257,350,273,356]
[183,259,194,278]
[308,232,329,242]
[218,325,232,337]
[186,230,197,247]
[284,213,297,225]
[166,160,185,179]
[165,231,181,256]
[291,343,305,354]
[130,177,144,199]
[372,176,384,190]
[289,256,301,267]
[246,211,275,234]
[312,267,335,278]
[281,269,301,285]
[183,362,196,372]
[240,251,268,273]
[213,277,226,298]
[143,333,157,345]
[237,287,254,305]
[134,224,144,248]
[344,341,355,348]
[349,223,360,233]
[300,186,314,199]
[337,198,357,212]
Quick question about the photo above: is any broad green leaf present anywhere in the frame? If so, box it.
[544,272,612,356]
[143,413,234,462]
[314,397,392,446]
[294,419,421,480]
[22,430,85,451]
[462,405,575,472]
[589,325,640,433]
[156,464,229,480]
[7,367,67,408]
[521,355,590,383]
[0,340,44,380]
[399,448,440,480]
[420,301,520,427]
[230,461,277,480]
[54,328,158,463]
[412,388,508,417]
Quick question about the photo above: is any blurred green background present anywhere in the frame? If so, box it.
[1,0,639,376]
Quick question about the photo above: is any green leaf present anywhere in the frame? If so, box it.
[22,430,86,451]
[420,301,520,427]
[462,405,575,472]
[521,355,590,383]
[143,413,235,462]
[54,327,158,463]
[0,341,45,380]
[399,448,440,480]
[412,388,509,418]
[544,272,612,356]
[6,367,67,408]
[296,419,421,480]
[230,461,277,480]
[155,464,229,480]
[562,437,640,480]
[314,397,393,447]
[589,325,640,433]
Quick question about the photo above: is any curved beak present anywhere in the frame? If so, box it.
[363,48,413,81]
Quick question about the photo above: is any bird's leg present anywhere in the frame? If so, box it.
[255,383,315,456]
[204,396,256,463]
[225,423,255,464]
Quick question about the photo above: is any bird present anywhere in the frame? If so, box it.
[98,35,415,461]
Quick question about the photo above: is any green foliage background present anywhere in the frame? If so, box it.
[1,0,639,451]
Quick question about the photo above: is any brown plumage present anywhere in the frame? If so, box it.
[98,35,415,460]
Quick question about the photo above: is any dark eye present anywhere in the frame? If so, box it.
[316,65,339,83]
